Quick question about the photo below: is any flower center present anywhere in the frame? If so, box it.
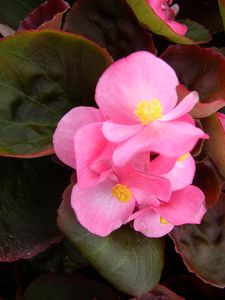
[177,153,189,162]
[112,184,132,203]
[135,99,162,125]
[160,216,169,224]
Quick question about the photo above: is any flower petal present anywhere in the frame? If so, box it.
[163,153,196,191]
[157,185,206,225]
[113,121,207,167]
[124,173,171,205]
[95,51,179,124]
[132,207,174,238]
[161,91,199,121]
[71,180,135,237]
[149,155,177,175]
[53,107,104,168]
[102,122,142,143]
[75,122,114,188]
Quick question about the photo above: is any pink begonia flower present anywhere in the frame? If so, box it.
[71,164,172,236]
[96,51,208,167]
[128,185,206,237]
[147,0,188,35]
[53,107,104,169]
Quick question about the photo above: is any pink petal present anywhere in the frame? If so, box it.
[112,121,207,167]
[157,185,206,225]
[95,51,179,124]
[161,91,199,121]
[163,153,196,191]
[124,172,171,205]
[217,112,225,131]
[147,0,188,36]
[71,180,135,237]
[75,122,114,188]
[132,207,174,238]
[149,155,177,175]
[102,122,143,143]
[53,107,104,168]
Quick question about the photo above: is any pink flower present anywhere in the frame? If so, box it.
[96,51,208,167]
[71,163,172,236]
[147,0,188,35]
[218,112,225,130]
[128,185,206,237]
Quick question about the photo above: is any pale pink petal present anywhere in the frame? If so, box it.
[157,185,206,225]
[148,0,188,36]
[95,51,179,124]
[53,107,104,168]
[124,173,172,204]
[149,155,177,175]
[112,121,207,167]
[75,122,114,189]
[163,153,196,191]
[217,112,225,131]
[161,91,199,121]
[102,122,142,143]
[71,180,135,237]
[132,207,174,238]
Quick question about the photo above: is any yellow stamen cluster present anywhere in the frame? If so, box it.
[160,216,169,225]
[112,184,132,203]
[135,99,162,125]
[177,153,189,162]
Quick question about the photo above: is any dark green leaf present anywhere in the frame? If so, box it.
[57,185,165,296]
[63,0,156,60]
[0,30,112,157]
[170,193,225,288]
[0,0,45,29]
[23,273,125,300]
[0,156,71,262]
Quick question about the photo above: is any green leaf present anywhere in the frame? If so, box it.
[170,193,225,288]
[63,0,156,60]
[0,30,112,157]
[218,0,225,31]
[0,156,71,262]
[126,0,211,44]
[57,185,165,297]
[23,273,125,300]
[0,0,45,29]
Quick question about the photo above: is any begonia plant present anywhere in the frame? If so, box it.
[0,0,225,299]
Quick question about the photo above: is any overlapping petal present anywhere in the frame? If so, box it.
[75,122,114,188]
[53,107,104,168]
[112,121,207,167]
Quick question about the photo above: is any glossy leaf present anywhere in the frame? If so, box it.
[57,185,165,296]
[170,193,225,288]
[63,0,156,60]
[0,156,71,262]
[193,160,221,208]
[201,114,225,179]
[0,30,112,157]
[23,273,124,300]
[0,0,44,29]
[126,0,210,45]
[18,0,70,31]
[161,45,225,118]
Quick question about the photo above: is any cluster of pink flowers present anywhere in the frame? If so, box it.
[53,51,207,238]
